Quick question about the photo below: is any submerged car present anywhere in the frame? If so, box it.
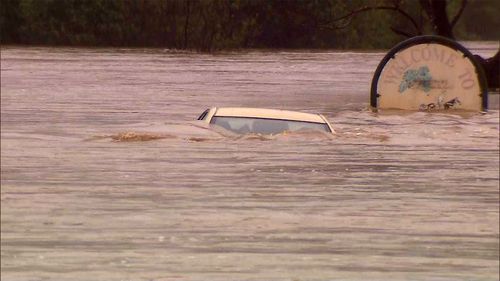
[198,107,334,134]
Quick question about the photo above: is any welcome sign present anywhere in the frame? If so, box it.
[371,36,488,111]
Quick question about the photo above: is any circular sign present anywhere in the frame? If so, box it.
[370,36,488,111]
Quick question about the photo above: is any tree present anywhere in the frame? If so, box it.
[320,0,467,38]
[321,0,498,88]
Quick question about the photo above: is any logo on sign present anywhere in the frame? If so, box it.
[374,41,484,111]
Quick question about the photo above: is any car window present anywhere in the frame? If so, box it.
[211,116,330,134]
[197,109,209,120]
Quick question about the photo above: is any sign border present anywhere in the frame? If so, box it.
[370,35,488,111]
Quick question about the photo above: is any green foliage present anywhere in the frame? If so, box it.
[0,0,498,50]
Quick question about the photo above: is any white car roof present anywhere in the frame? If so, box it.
[213,107,326,123]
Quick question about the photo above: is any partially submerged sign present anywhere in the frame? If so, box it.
[371,36,488,111]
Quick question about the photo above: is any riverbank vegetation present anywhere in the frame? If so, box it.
[1,0,498,51]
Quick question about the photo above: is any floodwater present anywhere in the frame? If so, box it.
[1,43,499,281]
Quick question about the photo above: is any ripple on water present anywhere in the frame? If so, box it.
[1,46,498,281]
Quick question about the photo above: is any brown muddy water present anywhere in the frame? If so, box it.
[1,43,499,281]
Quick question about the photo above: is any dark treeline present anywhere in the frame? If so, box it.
[1,0,498,51]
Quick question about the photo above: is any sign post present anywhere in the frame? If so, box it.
[371,36,488,111]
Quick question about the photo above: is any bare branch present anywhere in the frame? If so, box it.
[418,0,431,16]
[451,0,467,28]
[324,5,421,35]
[391,0,403,6]
[319,19,353,31]
[390,26,414,38]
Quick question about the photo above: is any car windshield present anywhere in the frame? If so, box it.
[211,116,331,134]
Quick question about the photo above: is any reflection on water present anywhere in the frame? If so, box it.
[1,43,499,281]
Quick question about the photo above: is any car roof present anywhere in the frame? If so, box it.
[213,107,326,123]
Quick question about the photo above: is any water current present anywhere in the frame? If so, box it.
[1,43,499,281]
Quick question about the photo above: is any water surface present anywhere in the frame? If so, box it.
[1,43,499,281]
